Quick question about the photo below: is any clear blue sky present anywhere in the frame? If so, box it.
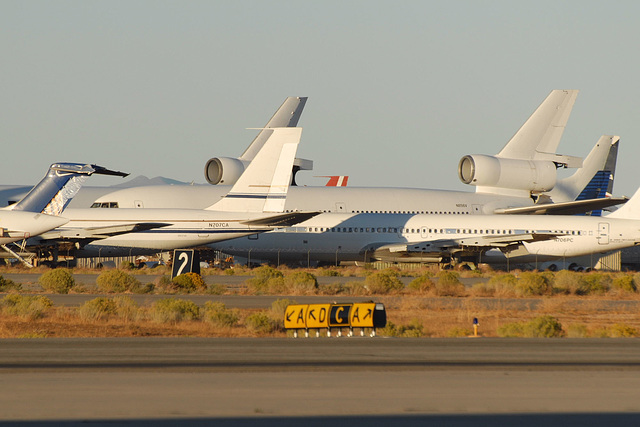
[2,1,639,196]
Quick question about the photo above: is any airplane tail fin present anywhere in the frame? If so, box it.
[548,136,619,204]
[240,97,307,162]
[608,187,640,220]
[208,127,302,213]
[497,90,578,160]
[9,163,128,216]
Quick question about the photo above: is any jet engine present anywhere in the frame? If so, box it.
[204,156,314,186]
[458,155,557,192]
[204,157,248,185]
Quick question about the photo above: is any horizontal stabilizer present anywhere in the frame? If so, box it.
[241,212,319,227]
[493,197,628,215]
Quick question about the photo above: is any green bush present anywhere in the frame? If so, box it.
[205,284,226,295]
[96,270,142,293]
[487,273,518,297]
[552,270,583,294]
[113,296,139,321]
[379,319,426,337]
[39,268,75,294]
[516,272,552,296]
[269,298,296,323]
[578,273,611,295]
[408,275,434,293]
[284,271,318,294]
[607,323,639,338]
[1,294,53,320]
[364,268,404,294]
[611,275,637,293]
[246,266,284,294]
[202,302,239,327]
[0,275,20,292]
[435,271,465,296]
[245,311,279,334]
[150,298,200,323]
[497,316,563,338]
[78,297,117,321]
[172,273,206,293]
[566,323,588,338]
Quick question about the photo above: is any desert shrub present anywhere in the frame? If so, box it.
[113,296,139,321]
[578,273,611,295]
[1,294,53,320]
[153,275,174,293]
[318,269,342,277]
[78,297,117,321]
[487,273,518,297]
[38,268,75,294]
[364,268,404,294]
[205,284,226,295]
[171,272,206,293]
[0,275,20,292]
[611,275,637,293]
[343,281,368,295]
[202,302,239,327]
[245,311,279,334]
[525,315,564,337]
[566,323,588,338]
[498,316,563,338]
[120,261,136,270]
[470,282,494,297]
[246,266,284,294]
[552,270,583,294]
[96,269,142,293]
[435,271,465,297]
[447,327,473,337]
[283,271,318,294]
[516,272,552,296]
[150,298,200,323]
[407,275,435,293]
[269,298,297,323]
[607,324,639,338]
[379,319,426,337]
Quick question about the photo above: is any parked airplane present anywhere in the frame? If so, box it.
[0,96,310,209]
[35,127,316,256]
[210,183,640,269]
[0,163,127,266]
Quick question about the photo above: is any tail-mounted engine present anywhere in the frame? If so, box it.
[458,155,557,192]
[204,157,313,186]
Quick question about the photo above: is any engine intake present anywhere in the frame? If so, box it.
[458,155,557,192]
[204,157,248,185]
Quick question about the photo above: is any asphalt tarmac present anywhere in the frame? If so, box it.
[1,338,639,426]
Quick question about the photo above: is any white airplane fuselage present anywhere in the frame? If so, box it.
[210,213,640,264]
[55,209,277,252]
[0,211,69,245]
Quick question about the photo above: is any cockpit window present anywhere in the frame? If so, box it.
[90,202,119,208]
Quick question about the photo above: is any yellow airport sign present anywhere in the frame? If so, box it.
[305,303,331,329]
[284,304,308,329]
[350,303,377,328]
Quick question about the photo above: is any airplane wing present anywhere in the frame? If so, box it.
[493,197,628,215]
[38,222,171,241]
[378,232,563,255]
[241,212,320,227]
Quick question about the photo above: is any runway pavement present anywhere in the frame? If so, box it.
[1,338,640,425]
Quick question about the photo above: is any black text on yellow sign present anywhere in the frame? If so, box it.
[285,303,384,329]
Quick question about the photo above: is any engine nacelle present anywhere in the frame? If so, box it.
[458,155,557,192]
[204,157,249,185]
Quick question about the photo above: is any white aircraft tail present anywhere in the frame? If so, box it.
[240,97,307,161]
[498,90,579,162]
[208,127,302,213]
[8,163,128,216]
[608,187,640,220]
[549,135,619,202]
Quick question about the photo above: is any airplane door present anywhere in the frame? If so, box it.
[335,202,346,212]
[134,200,144,208]
[472,205,482,214]
[598,222,609,245]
